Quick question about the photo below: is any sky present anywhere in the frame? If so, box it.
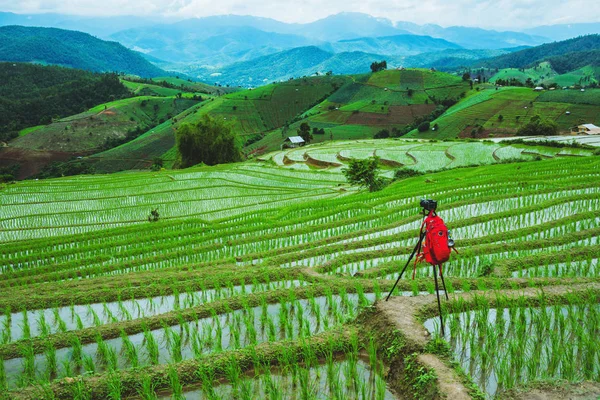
[1,0,599,28]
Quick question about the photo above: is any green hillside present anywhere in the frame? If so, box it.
[406,86,600,139]
[0,63,131,142]
[248,69,470,152]
[0,26,166,77]
[88,75,351,172]
[489,60,600,88]
[9,96,199,153]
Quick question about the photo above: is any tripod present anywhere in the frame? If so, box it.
[385,210,449,336]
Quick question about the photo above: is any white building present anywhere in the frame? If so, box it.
[576,124,600,135]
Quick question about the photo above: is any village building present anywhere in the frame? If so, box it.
[285,136,305,147]
[574,124,600,135]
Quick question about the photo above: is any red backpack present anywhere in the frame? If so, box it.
[414,212,455,278]
[422,214,452,264]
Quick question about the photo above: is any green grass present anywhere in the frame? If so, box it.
[17,125,44,137]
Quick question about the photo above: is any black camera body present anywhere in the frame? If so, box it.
[420,199,437,211]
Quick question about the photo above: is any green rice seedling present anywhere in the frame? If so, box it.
[143,329,159,365]
[239,378,253,400]
[44,341,57,379]
[137,373,158,400]
[20,342,36,383]
[20,310,31,340]
[1,315,10,344]
[121,330,139,368]
[70,378,91,400]
[32,381,56,400]
[82,353,95,374]
[197,365,218,400]
[37,312,50,337]
[0,355,7,393]
[225,355,242,396]
[61,357,73,378]
[75,314,84,330]
[71,336,83,367]
[169,329,183,363]
[106,372,123,400]
[168,365,184,399]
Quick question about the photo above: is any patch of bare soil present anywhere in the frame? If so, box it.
[0,147,84,179]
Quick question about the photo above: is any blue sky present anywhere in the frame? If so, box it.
[1,0,599,28]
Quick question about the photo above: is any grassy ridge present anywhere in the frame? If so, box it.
[407,86,600,139]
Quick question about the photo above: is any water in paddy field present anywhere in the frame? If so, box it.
[511,258,599,278]
[2,294,376,389]
[0,280,307,343]
[156,358,396,400]
[424,304,600,398]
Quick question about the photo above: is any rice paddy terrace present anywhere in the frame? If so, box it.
[408,86,600,140]
[1,151,600,399]
[260,138,599,174]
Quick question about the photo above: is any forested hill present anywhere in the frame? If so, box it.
[543,49,600,74]
[0,63,131,142]
[0,26,166,77]
[478,34,600,69]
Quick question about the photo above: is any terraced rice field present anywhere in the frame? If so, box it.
[1,151,599,399]
[266,139,597,173]
[408,87,600,139]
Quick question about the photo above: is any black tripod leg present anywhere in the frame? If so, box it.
[433,263,445,337]
[385,231,425,301]
[438,265,449,301]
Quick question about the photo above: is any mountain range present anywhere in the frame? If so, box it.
[0,26,165,77]
[2,11,589,68]
[0,12,599,88]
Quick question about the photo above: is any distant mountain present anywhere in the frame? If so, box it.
[0,26,166,77]
[394,22,548,49]
[524,23,600,42]
[188,43,526,86]
[111,25,320,65]
[478,34,600,69]
[296,12,406,41]
[329,34,462,55]
[0,12,159,38]
[197,46,335,86]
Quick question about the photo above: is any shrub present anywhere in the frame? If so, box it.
[418,121,431,132]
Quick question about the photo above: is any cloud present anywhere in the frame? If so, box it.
[0,0,598,28]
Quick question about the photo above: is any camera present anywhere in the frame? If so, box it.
[420,199,437,211]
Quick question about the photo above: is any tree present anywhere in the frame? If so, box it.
[176,114,242,168]
[407,88,414,97]
[418,121,431,132]
[462,72,471,81]
[374,129,390,139]
[297,122,313,144]
[342,156,386,192]
[516,115,558,136]
[370,61,387,73]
